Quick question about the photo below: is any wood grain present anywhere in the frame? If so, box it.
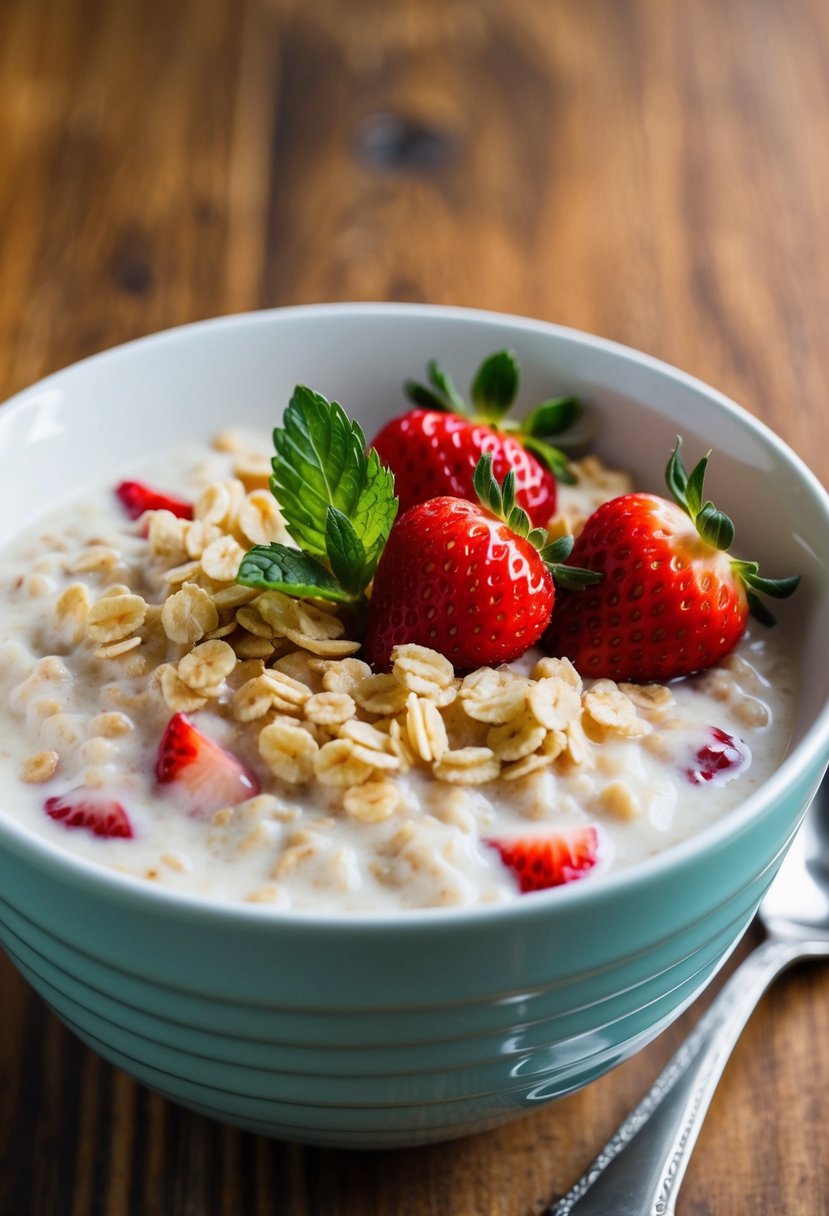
[1,0,828,1213]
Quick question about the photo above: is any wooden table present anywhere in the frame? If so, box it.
[1,1,828,1212]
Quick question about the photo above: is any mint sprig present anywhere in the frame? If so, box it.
[237,386,398,604]
[405,349,581,484]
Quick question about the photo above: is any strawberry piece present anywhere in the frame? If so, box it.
[545,440,799,682]
[45,788,134,839]
[156,713,259,814]
[371,409,557,527]
[685,726,750,785]
[116,480,193,521]
[364,495,556,669]
[485,827,601,893]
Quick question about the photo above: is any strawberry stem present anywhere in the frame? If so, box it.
[473,456,601,589]
[404,350,582,481]
[666,437,800,624]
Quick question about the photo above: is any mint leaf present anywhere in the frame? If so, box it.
[270,385,397,597]
[349,447,397,575]
[271,386,368,557]
[237,544,355,603]
[470,350,519,421]
[325,508,368,597]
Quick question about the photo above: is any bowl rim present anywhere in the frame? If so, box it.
[2,300,829,931]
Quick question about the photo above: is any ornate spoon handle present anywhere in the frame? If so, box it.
[547,937,809,1216]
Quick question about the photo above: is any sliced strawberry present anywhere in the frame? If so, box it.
[45,788,134,839]
[156,712,259,814]
[485,826,601,893]
[685,726,750,785]
[116,480,193,521]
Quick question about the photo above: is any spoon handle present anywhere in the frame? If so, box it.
[547,936,804,1216]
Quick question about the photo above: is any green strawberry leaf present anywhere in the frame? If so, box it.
[745,589,777,627]
[666,437,800,627]
[403,379,452,412]
[732,561,800,599]
[237,545,355,603]
[539,536,574,564]
[520,435,578,484]
[470,350,519,422]
[666,437,690,507]
[696,502,735,551]
[427,360,467,415]
[521,396,581,438]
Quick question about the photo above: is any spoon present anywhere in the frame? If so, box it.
[547,777,829,1216]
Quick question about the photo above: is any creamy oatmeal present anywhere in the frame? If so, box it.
[0,433,795,911]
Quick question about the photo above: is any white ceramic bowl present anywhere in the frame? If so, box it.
[1,304,828,1147]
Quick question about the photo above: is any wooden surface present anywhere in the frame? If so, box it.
[1,0,828,1212]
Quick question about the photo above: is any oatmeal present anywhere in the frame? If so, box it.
[0,428,796,912]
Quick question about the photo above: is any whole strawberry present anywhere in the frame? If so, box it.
[371,351,581,528]
[364,455,598,669]
[545,439,799,682]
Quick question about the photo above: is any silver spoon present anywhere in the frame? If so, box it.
[547,777,829,1216]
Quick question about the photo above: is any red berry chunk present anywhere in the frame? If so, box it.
[156,712,259,815]
[116,480,193,521]
[685,726,750,785]
[485,826,601,893]
[45,789,134,839]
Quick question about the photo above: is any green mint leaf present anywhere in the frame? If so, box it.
[271,386,368,557]
[237,545,355,603]
[270,385,397,595]
[349,448,398,577]
[470,350,519,421]
[325,508,368,597]
[427,360,467,415]
[521,396,581,438]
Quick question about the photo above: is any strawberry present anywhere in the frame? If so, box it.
[372,409,558,527]
[685,726,750,786]
[116,480,193,521]
[156,713,259,814]
[485,826,601,893]
[545,439,800,682]
[363,455,598,669]
[370,350,583,527]
[45,788,134,839]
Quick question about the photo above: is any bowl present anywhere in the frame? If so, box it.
[1,303,828,1148]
